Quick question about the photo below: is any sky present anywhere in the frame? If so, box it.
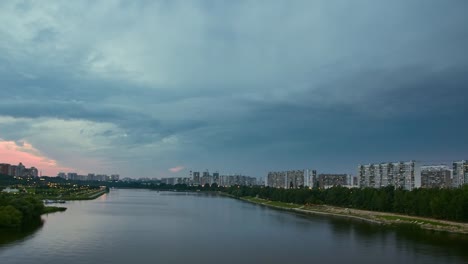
[0,0,467,178]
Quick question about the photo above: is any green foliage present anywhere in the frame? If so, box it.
[0,193,45,228]
[141,180,468,223]
[222,185,468,223]
[0,205,23,228]
[42,206,67,214]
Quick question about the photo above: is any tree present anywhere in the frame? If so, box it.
[0,205,23,228]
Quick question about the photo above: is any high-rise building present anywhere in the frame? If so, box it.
[318,174,349,188]
[9,165,18,176]
[160,177,191,185]
[0,163,11,175]
[192,171,200,185]
[29,167,39,177]
[88,174,96,181]
[201,170,211,186]
[267,171,286,188]
[160,177,176,185]
[421,165,452,188]
[17,162,25,177]
[266,169,316,189]
[213,172,220,185]
[358,161,421,190]
[453,161,468,187]
[219,175,257,187]
[96,174,110,181]
[352,176,358,186]
[67,172,78,180]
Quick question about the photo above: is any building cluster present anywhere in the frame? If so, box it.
[265,160,468,191]
[318,174,352,189]
[57,172,120,182]
[266,170,317,188]
[420,165,452,188]
[0,161,121,182]
[160,177,192,185]
[266,170,355,189]
[358,160,468,190]
[453,161,468,187]
[218,174,258,187]
[0,162,39,178]
[161,170,257,187]
[358,161,421,190]
[4,158,467,191]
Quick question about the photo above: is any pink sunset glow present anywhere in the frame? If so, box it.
[169,166,185,173]
[0,140,74,176]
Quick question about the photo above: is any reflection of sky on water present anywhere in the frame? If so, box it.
[1,189,468,264]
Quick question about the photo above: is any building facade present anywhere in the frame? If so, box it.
[358,161,421,190]
[452,161,468,188]
[0,163,11,175]
[192,171,200,185]
[160,177,193,185]
[219,175,257,187]
[213,172,220,185]
[421,165,452,188]
[201,171,211,186]
[318,174,349,188]
[266,169,316,189]
[0,163,39,178]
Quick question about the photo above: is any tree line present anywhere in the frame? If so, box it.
[0,193,45,228]
[223,185,468,222]
[4,172,468,223]
[145,182,468,222]
[146,183,468,222]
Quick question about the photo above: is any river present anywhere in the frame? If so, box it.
[1,189,468,264]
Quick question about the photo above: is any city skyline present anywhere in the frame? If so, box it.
[0,1,467,178]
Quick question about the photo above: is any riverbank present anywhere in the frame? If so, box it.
[42,206,67,215]
[239,196,468,234]
[40,187,108,201]
[66,187,107,200]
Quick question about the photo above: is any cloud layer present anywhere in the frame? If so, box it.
[0,1,467,177]
[0,140,73,175]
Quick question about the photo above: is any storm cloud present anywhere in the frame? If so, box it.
[0,0,467,177]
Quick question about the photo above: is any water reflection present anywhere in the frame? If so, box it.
[1,189,468,264]
[317,211,468,262]
[245,199,468,263]
[0,221,44,247]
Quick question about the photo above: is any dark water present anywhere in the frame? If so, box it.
[1,189,468,264]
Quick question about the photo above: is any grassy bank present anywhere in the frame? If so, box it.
[242,196,301,209]
[40,187,108,201]
[240,196,468,234]
[62,188,107,200]
[42,206,67,214]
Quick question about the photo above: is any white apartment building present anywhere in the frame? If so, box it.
[358,161,421,190]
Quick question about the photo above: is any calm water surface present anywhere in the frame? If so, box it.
[1,189,468,264]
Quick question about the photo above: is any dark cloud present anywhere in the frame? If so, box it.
[0,0,467,177]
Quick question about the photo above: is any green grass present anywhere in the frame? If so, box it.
[242,196,301,209]
[266,201,301,208]
[42,206,67,214]
[243,196,266,203]
[240,195,465,233]
[376,215,454,227]
[39,189,107,200]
